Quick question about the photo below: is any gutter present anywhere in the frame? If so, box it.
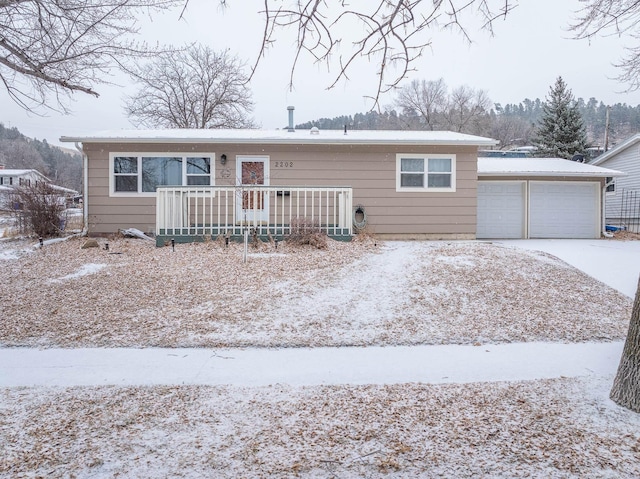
[602,179,614,238]
[74,142,89,236]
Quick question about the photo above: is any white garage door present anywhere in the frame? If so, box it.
[529,182,599,239]
[477,181,525,239]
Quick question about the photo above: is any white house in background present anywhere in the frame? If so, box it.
[590,134,640,232]
[0,168,49,187]
[0,167,78,209]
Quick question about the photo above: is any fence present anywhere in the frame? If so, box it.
[615,189,640,233]
[156,185,353,242]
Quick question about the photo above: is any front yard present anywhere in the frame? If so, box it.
[0,237,632,348]
[1,236,639,478]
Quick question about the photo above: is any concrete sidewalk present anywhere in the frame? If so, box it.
[0,341,624,387]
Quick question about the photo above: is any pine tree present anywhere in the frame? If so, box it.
[534,77,588,159]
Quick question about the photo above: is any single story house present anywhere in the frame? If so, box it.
[60,127,623,244]
[590,134,640,233]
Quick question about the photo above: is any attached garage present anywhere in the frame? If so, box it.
[477,181,525,239]
[477,158,624,239]
[529,181,599,238]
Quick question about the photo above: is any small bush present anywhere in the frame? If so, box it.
[287,217,327,249]
[7,183,66,238]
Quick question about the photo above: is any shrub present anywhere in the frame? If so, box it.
[7,183,66,238]
[287,217,327,249]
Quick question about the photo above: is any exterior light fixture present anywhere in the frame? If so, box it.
[220,154,227,165]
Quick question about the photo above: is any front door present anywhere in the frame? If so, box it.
[236,156,269,223]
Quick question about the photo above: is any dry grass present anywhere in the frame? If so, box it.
[1,237,638,478]
[2,377,640,478]
[0,237,632,348]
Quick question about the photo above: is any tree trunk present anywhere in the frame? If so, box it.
[610,276,640,412]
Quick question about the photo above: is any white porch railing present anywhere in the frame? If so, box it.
[156,186,353,239]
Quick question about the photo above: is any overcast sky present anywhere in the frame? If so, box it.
[3,0,640,146]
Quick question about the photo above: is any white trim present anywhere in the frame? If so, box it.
[395,153,457,193]
[108,152,215,197]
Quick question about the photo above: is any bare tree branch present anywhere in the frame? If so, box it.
[0,0,183,113]
[570,0,640,91]
[246,0,516,109]
[125,45,255,129]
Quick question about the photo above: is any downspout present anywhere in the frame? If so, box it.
[602,179,614,238]
[74,142,89,236]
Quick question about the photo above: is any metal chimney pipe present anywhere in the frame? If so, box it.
[287,106,295,132]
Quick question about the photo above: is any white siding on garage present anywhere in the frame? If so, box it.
[477,181,526,238]
[529,182,599,238]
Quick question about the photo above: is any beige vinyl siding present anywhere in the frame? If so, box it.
[84,142,478,237]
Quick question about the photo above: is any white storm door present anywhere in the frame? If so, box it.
[236,156,269,223]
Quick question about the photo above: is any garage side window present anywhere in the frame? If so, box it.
[396,154,456,192]
[110,153,215,196]
[605,177,615,194]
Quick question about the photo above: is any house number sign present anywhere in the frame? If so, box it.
[274,161,294,168]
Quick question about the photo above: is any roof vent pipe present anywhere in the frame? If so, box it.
[287,106,295,132]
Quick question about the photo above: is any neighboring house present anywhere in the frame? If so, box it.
[590,134,640,232]
[60,127,622,244]
[0,168,49,188]
[0,167,78,210]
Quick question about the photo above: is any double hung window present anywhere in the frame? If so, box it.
[396,154,456,192]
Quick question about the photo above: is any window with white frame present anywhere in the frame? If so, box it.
[396,154,456,192]
[110,153,214,195]
[605,176,615,194]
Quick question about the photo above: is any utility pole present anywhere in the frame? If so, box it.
[604,105,611,152]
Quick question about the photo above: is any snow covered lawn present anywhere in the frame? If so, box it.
[3,377,640,478]
[2,236,639,478]
[0,237,632,348]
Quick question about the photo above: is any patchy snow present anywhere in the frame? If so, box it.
[51,263,107,282]
[0,239,633,348]
[2,377,640,478]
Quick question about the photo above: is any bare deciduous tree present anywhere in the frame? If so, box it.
[395,78,447,130]
[571,0,640,90]
[394,79,491,135]
[443,85,492,134]
[0,0,182,112]
[125,45,255,129]
[488,114,534,150]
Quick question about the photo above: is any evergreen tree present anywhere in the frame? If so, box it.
[534,77,588,159]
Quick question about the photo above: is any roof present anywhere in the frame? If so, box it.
[59,128,498,147]
[590,133,640,166]
[478,157,626,177]
[0,169,50,180]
